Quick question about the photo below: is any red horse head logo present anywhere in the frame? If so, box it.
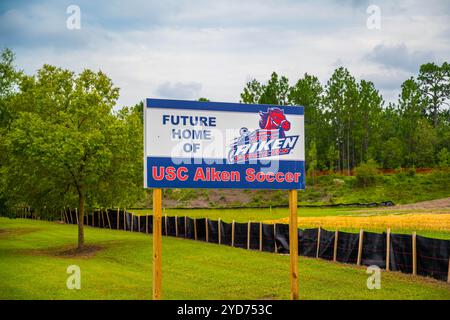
[259,107,291,137]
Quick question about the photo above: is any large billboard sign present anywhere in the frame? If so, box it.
[144,98,305,190]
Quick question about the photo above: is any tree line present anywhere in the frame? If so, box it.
[0,48,449,249]
[240,66,450,175]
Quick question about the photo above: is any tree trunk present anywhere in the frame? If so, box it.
[77,190,85,250]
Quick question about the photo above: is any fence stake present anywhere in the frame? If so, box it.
[131,212,134,232]
[123,209,126,231]
[333,230,338,262]
[165,213,168,236]
[386,228,391,271]
[274,223,277,253]
[184,216,187,238]
[194,218,197,240]
[288,189,299,300]
[412,231,417,276]
[138,214,141,232]
[205,217,209,242]
[175,215,178,237]
[231,220,235,247]
[105,209,112,229]
[357,229,364,266]
[447,258,450,284]
[152,188,163,300]
[117,208,120,230]
[259,222,263,251]
[218,218,222,244]
[92,209,95,227]
[316,227,321,258]
[247,221,251,250]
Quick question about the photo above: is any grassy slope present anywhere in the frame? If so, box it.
[0,218,449,300]
[161,171,450,208]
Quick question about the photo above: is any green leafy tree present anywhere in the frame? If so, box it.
[418,62,450,127]
[354,159,379,187]
[437,147,450,168]
[397,78,427,166]
[241,72,289,105]
[380,137,403,169]
[412,119,437,167]
[324,67,359,174]
[307,141,318,187]
[288,73,327,168]
[1,65,137,250]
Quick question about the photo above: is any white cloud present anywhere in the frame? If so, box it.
[156,81,202,100]
[2,0,449,106]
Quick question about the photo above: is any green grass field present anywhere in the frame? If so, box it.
[1,217,449,300]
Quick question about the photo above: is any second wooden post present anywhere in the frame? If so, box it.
[289,189,299,300]
[153,188,163,300]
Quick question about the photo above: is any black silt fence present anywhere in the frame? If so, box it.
[166,216,177,236]
[249,222,260,250]
[91,210,99,228]
[185,217,196,240]
[124,212,131,231]
[220,221,232,246]
[131,214,139,232]
[275,224,290,254]
[318,229,335,260]
[109,210,126,230]
[337,231,359,264]
[177,217,186,238]
[390,234,413,274]
[150,216,154,233]
[361,231,386,268]
[298,228,318,257]
[67,209,77,224]
[98,211,106,228]
[233,222,248,249]
[262,223,275,253]
[106,209,117,229]
[195,218,206,241]
[138,215,147,233]
[207,219,219,243]
[417,235,450,281]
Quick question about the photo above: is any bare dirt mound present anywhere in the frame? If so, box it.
[388,198,450,210]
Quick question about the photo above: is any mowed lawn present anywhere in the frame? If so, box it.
[0,217,449,300]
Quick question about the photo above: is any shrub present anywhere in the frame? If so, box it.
[354,159,379,187]
[437,148,450,168]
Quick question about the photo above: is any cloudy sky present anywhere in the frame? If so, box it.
[0,0,449,107]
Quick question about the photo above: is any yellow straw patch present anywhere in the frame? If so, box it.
[268,213,450,231]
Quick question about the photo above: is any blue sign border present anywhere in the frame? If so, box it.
[146,98,304,115]
[144,99,305,190]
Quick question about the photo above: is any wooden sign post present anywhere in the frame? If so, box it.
[153,188,163,300]
[288,189,299,300]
